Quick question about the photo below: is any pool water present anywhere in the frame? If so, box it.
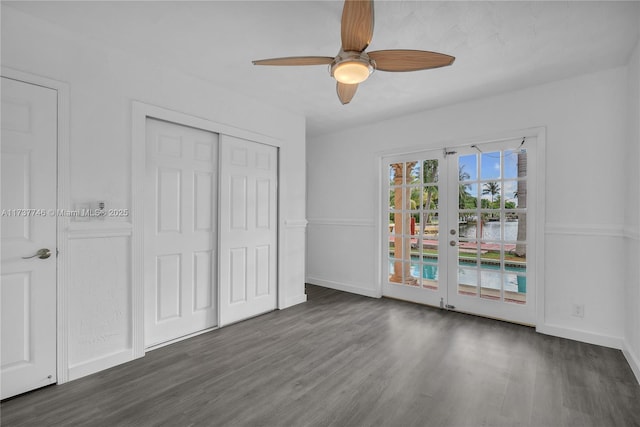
[390,257,526,293]
[459,221,520,241]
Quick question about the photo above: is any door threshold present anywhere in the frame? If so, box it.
[382,295,535,327]
[145,326,219,352]
[382,295,441,310]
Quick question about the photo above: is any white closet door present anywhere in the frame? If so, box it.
[1,77,57,399]
[219,135,277,326]
[144,118,218,348]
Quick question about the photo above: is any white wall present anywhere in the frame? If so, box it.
[624,38,640,382]
[2,6,307,381]
[308,65,630,348]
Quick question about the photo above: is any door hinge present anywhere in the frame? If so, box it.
[440,298,455,310]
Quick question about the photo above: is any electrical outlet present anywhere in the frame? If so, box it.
[571,304,584,318]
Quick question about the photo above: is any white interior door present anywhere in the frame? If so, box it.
[1,77,58,399]
[382,138,536,325]
[144,118,218,348]
[219,135,277,326]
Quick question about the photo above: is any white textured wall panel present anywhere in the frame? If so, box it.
[68,236,131,367]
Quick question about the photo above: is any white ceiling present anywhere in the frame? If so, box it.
[5,1,640,137]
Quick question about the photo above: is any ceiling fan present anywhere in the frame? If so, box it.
[252,0,455,105]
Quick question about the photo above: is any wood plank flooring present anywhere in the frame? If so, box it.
[2,285,640,426]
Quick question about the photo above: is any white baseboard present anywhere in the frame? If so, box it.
[281,293,308,309]
[536,323,623,350]
[68,349,134,381]
[623,341,640,385]
[306,276,381,298]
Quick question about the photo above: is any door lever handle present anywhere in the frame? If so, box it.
[22,248,52,260]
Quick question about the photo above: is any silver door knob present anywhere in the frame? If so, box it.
[22,248,52,259]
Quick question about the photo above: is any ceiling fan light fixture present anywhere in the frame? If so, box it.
[332,60,372,84]
[252,0,455,104]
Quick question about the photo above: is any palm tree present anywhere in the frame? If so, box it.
[458,165,471,210]
[423,160,438,224]
[515,152,527,257]
[482,181,500,205]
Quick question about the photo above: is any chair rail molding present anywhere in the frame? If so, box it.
[284,219,308,228]
[545,222,626,238]
[307,218,375,227]
[67,222,133,239]
[623,225,640,241]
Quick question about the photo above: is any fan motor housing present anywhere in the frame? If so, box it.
[330,50,375,84]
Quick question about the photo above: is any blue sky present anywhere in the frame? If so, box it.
[458,150,525,204]
[387,149,526,199]
[459,149,524,182]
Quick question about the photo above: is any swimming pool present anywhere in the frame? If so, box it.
[390,255,526,293]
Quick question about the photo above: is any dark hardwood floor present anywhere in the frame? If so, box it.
[2,284,640,426]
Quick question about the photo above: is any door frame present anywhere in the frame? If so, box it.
[376,127,546,327]
[131,101,284,358]
[1,67,71,384]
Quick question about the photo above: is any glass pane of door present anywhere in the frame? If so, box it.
[383,138,535,325]
[388,162,420,287]
[384,153,446,306]
[421,160,440,290]
[452,145,529,307]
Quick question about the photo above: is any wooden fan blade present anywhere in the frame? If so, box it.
[341,0,374,52]
[252,56,335,66]
[337,82,358,105]
[368,50,455,72]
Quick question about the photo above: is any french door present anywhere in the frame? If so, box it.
[382,138,537,325]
